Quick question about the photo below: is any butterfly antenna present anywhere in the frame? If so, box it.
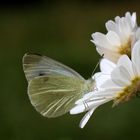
[91,54,104,77]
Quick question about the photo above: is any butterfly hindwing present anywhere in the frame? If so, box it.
[28,75,85,118]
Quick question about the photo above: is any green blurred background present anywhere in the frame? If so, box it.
[1,0,140,140]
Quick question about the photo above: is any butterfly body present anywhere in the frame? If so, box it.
[23,53,94,118]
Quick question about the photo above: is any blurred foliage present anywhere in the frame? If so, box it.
[0,1,140,140]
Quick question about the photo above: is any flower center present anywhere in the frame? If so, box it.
[113,77,140,106]
[119,38,131,57]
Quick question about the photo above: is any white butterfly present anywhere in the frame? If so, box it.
[23,53,95,118]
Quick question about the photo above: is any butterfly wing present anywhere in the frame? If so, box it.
[23,53,88,117]
[28,75,85,118]
[23,53,84,82]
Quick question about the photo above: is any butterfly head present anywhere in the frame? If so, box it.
[84,78,95,94]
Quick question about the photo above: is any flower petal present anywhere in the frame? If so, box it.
[115,16,121,23]
[100,79,120,89]
[131,12,136,25]
[111,66,131,86]
[79,108,96,128]
[117,55,135,78]
[119,18,131,38]
[125,12,135,29]
[92,72,111,90]
[100,59,116,74]
[91,88,122,98]
[91,32,112,49]
[70,104,85,114]
[76,90,114,105]
[70,98,106,114]
[132,40,140,75]
[136,28,140,40]
[106,31,121,47]
[105,20,117,32]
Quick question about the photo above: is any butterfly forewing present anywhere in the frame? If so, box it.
[28,75,85,118]
[23,53,84,82]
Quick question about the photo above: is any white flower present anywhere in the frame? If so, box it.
[91,12,140,63]
[70,40,140,128]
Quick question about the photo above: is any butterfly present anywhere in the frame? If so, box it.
[23,53,95,118]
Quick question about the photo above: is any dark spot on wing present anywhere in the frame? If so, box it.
[38,72,46,76]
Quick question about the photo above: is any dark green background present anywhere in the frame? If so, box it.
[1,1,140,140]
